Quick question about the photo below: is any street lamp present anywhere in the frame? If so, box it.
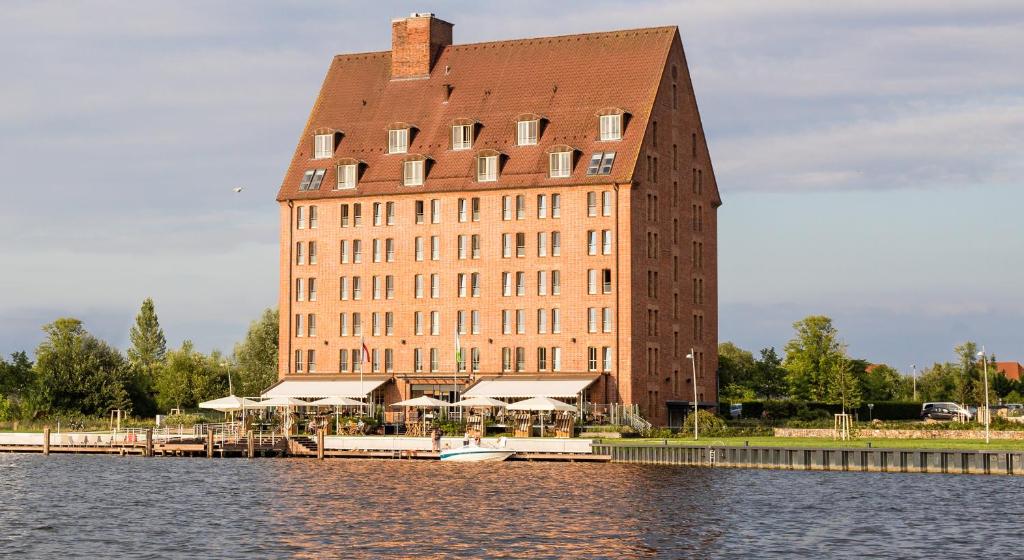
[868,403,874,422]
[978,347,990,444]
[911,364,917,402]
[686,349,698,440]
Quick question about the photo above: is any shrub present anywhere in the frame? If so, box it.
[856,402,922,421]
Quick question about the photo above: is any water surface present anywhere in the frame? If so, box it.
[1,455,1020,558]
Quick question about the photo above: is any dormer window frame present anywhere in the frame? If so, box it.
[548,148,573,179]
[517,119,539,146]
[336,161,360,190]
[403,156,428,187]
[299,168,326,191]
[313,133,335,159]
[452,123,473,151]
[599,114,623,141]
[388,128,410,154]
[477,154,499,182]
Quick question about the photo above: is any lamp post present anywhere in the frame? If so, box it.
[978,347,990,444]
[686,349,698,440]
[911,364,917,402]
[868,403,874,422]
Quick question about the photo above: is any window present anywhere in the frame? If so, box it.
[430,348,439,372]
[471,310,480,334]
[458,235,468,259]
[516,271,525,296]
[339,276,348,300]
[517,119,539,146]
[386,239,394,262]
[587,192,598,216]
[602,230,612,255]
[477,155,498,182]
[471,348,480,372]
[551,270,561,295]
[309,206,318,229]
[551,194,561,218]
[340,204,350,227]
[602,191,613,216]
[537,309,547,334]
[295,313,303,337]
[502,347,512,371]
[551,308,561,333]
[588,347,598,371]
[430,311,440,336]
[458,198,468,222]
[471,235,480,259]
[452,124,473,150]
[339,349,349,372]
[603,347,612,371]
[415,200,425,224]
[602,308,612,333]
[414,348,423,372]
[385,348,394,372]
[587,231,598,255]
[386,202,395,225]
[551,231,561,256]
[502,233,512,258]
[352,312,362,336]
[515,195,525,219]
[588,308,598,333]
[502,310,512,334]
[414,237,424,261]
[337,164,357,189]
[537,232,547,257]
[471,273,480,297]
[515,346,525,371]
[339,312,348,335]
[599,114,622,141]
[516,309,525,334]
[502,196,512,220]
[588,269,597,295]
[295,278,305,301]
[603,269,613,294]
[389,128,409,154]
[308,278,317,301]
[430,236,440,260]
[515,232,525,257]
[552,347,562,371]
[295,242,305,265]
[414,274,424,298]
[372,239,382,262]
[372,312,381,336]
[373,202,383,226]
[430,273,440,298]
[537,270,547,296]
[404,160,424,186]
[537,347,548,370]
[314,134,333,159]
[308,241,317,264]
[353,239,363,263]
[587,152,616,175]
[471,197,481,221]
[502,272,512,297]
[414,312,423,335]
[456,310,466,334]
[458,273,468,297]
[294,349,303,373]
[372,276,381,300]
[549,151,572,178]
[537,194,548,219]
[299,169,325,191]
[352,277,362,300]
[386,275,394,299]
[431,199,441,224]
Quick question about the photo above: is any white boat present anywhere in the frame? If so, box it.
[439,438,515,462]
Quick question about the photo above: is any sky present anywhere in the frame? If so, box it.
[0,0,1021,370]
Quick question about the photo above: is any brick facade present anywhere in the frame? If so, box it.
[275,14,721,426]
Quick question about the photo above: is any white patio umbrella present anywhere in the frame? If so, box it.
[453,396,508,408]
[257,396,313,434]
[199,395,262,412]
[311,396,367,434]
[507,396,576,437]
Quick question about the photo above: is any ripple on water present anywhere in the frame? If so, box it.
[1,455,1022,558]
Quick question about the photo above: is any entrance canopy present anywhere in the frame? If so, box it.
[463,376,598,399]
[262,378,388,399]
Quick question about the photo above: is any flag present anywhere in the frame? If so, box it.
[361,337,370,364]
[454,325,462,367]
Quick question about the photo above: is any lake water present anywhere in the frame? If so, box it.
[1,455,1022,558]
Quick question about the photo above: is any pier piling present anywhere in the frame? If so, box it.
[145,429,153,457]
[43,427,50,456]
[247,430,254,459]
[206,428,214,459]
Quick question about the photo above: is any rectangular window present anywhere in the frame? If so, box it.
[552,270,561,295]
[471,197,480,221]
[337,164,357,189]
[587,231,597,255]
[502,272,512,297]
[457,310,466,334]
[414,311,423,335]
[537,270,547,296]
[339,349,349,372]
[339,313,348,336]
[458,273,468,297]
[384,312,394,336]
[602,308,612,333]
[537,232,547,257]
[537,309,547,334]
[340,276,349,300]
[515,195,525,219]
[471,347,480,372]
[549,152,571,178]
[517,119,539,146]
[372,312,381,336]
[373,202,383,226]
[588,308,598,333]
[516,309,525,334]
[372,239,382,262]
[340,204,350,227]
[502,196,512,220]
[502,347,512,372]
[295,278,304,301]
[471,235,480,259]
[352,312,362,336]
[502,310,511,334]
[537,347,547,370]
[452,124,473,150]
[414,237,424,261]
[372,276,381,300]
[458,235,467,260]
[471,273,480,297]
[587,192,598,216]
[308,278,317,301]
[371,349,379,372]
[404,160,424,186]
[386,275,394,299]
[602,191,613,216]
[352,276,362,300]
[603,269,613,294]
[352,203,362,226]
[309,206,318,229]
[430,236,440,260]
[588,347,598,371]
[299,169,325,191]
[415,200,425,224]
[431,199,441,224]
[339,240,349,264]
[353,239,363,263]
[430,348,439,371]
[314,134,333,159]
[458,198,468,222]
[385,348,393,372]
[430,311,440,336]
[295,313,303,337]
[414,348,423,372]
[386,238,395,262]
[307,314,316,337]
[430,273,440,298]
[588,269,597,295]
[586,153,603,175]
[386,202,395,225]
[515,232,525,257]
[551,231,561,256]
[603,347,612,371]
[477,155,498,182]
[552,308,561,333]
[551,194,561,218]
[602,230,612,255]
[294,349,304,372]
[515,347,525,371]
[516,271,525,296]
[599,114,622,141]
[296,206,306,229]
[414,275,424,299]
[552,347,562,371]
[502,233,512,258]
[537,194,547,219]
[388,128,409,154]
[296,242,305,265]
[471,310,480,334]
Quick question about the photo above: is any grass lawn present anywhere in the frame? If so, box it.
[604,436,1024,452]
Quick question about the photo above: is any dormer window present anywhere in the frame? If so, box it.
[549,151,572,178]
[299,169,326,191]
[599,114,622,141]
[337,163,358,189]
[389,128,409,154]
[477,155,498,182]
[517,119,539,146]
[586,152,617,175]
[452,124,473,150]
[404,159,425,186]
[313,134,334,159]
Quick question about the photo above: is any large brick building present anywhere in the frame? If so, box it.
[273,13,721,426]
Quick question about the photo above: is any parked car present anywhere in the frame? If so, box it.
[729,403,743,419]
[921,402,973,421]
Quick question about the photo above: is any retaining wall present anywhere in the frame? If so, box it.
[774,428,1024,440]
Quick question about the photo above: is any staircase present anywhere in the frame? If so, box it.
[289,435,319,456]
[616,404,653,436]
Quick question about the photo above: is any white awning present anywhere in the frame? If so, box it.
[262,378,388,399]
[463,376,598,399]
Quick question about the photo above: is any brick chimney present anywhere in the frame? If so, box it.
[391,13,453,80]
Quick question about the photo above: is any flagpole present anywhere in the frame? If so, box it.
[360,336,367,418]
[454,323,461,421]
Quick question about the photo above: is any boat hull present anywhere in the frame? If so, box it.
[439,448,515,462]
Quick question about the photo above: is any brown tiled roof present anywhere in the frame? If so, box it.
[277,26,677,201]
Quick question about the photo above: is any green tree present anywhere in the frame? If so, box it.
[782,315,846,401]
[754,347,788,399]
[126,298,166,416]
[34,318,132,416]
[0,351,34,399]
[825,352,861,410]
[717,342,757,393]
[954,341,982,405]
[154,341,229,412]
[858,364,907,401]
[992,372,1018,400]
[233,308,279,397]
[917,362,958,402]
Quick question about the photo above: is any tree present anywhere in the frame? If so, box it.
[718,342,757,393]
[782,315,846,401]
[126,298,166,416]
[858,364,907,402]
[917,362,958,402]
[0,351,34,400]
[754,347,788,399]
[954,341,982,405]
[154,341,229,412]
[825,352,861,410]
[34,318,132,416]
[992,372,1018,400]
[233,308,279,397]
